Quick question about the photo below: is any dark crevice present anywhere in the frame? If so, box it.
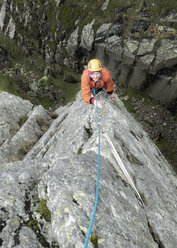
[0,238,3,246]
[156,64,177,77]
[24,218,53,248]
[77,144,84,155]
[13,216,24,247]
[81,229,86,237]
[41,145,50,158]
[147,217,165,248]
[84,126,93,139]
[24,190,31,214]
[73,198,79,206]
[0,220,6,232]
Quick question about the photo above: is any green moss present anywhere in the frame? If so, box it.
[123,101,135,113]
[27,219,39,232]
[36,96,55,109]
[126,87,150,103]
[90,235,99,248]
[59,5,79,37]
[36,199,51,222]
[146,0,177,18]
[26,218,57,248]
[50,112,58,119]
[0,31,21,59]
[0,72,23,97]
[49,76,80,104]
[45,1,58,41]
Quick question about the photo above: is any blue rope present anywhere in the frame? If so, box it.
[84,88,101,248]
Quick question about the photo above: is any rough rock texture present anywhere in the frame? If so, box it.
[80,20,95,52]
[0,92,33,146]
[94,25,177,106]
[0,158,49,248]
[0,92,176,248]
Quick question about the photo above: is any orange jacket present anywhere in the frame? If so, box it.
[81,68,114,104]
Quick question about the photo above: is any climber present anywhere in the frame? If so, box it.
[81,59,115,108]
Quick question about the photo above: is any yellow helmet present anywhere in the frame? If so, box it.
[88,59,102,72]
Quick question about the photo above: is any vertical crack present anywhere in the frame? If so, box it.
[147,216,165,248]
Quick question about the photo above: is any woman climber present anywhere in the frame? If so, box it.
[81,59,115,108]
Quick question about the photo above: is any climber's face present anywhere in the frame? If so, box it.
[90,71,101,81]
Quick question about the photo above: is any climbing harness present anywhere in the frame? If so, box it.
[84,89,144,247]
[84,88,101,248]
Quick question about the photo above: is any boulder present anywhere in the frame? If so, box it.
[147,74,177,103]
[153,39,177,72]
[66,27,79,57]
[80,20,95,52]
[0,92,33,146]
[0,104,51,163]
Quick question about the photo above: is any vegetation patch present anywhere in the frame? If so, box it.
[156,138,177,174]
[77,145,83,155]
[36,117,51,133]
[16,141,35,161]
[27,219,39,232]
[48,76,80,104]
[126,87,151,103]
[117,83,177,174]
[146,0,177,18]
[123,100,135,113]
[36,199,51,222]
[0,31,21,59]
[26,218,59,247]
[18,115,28,127]
[0,72,23,97]
[90,235,99,248]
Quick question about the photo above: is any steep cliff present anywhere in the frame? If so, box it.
[0,0,177,113]
[0,91,177,248]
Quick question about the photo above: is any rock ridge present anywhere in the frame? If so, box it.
[0,91,177,247]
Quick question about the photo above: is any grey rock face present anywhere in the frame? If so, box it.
[0,0,7,31]
[0,158,49,248]
[153,38,177,72]
[80,20,95,52]
[0,0,15,38]
[22,91,177,248]
[0,104,51,163]
[0,92,177,247]
[101,0,110,11]
[137,38,157,56]
[94,32,177,106]
[0,92,33,146]
[147,74,177,103]
[66,27,79,57]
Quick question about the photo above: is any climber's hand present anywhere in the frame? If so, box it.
[109,92,116,100]
[93,100,102,109]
